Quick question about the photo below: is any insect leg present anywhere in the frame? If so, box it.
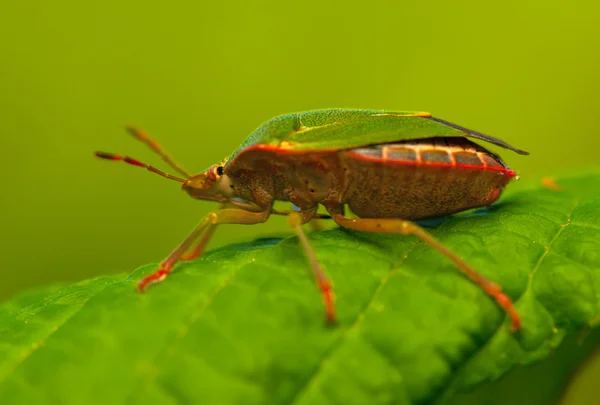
[180,223,216,261]
[138,208,270,291]
[180,204,229,261]
[329,213,521,331]
[288,211,336,324]
[291,203,324,232]
[180,200,274,261]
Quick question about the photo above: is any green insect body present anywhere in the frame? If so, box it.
[96,109,528,331]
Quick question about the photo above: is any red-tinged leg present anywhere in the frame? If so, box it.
[180,204,226,261]
[138,208,270,291]
[137,268,170,290]
[288,211,336,324]
[180,223,216,261]
[328,211,521,332]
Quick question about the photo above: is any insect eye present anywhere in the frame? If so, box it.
[216,166,224,176]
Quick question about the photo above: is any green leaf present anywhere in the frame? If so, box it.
[1,172,599,405]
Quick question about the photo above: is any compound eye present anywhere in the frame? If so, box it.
[216,166,224,176]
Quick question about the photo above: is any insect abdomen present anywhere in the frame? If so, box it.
[342,137,515,219]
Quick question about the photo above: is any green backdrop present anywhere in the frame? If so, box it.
[1,0,599,402]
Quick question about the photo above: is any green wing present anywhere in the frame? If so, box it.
[229,109,527,164]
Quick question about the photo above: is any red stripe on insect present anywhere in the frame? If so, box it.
[235,144,517,178]
[346,150,517,177]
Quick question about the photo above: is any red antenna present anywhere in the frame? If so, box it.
[94,152,187,183]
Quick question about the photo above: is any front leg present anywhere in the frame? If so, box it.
[138,208,271,291]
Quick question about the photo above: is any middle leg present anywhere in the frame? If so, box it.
[288,211,336,324]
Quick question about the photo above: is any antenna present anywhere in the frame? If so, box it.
[125,127,192,177]
[94,152,187,183]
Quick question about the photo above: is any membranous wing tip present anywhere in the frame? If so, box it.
[428,116,529,155]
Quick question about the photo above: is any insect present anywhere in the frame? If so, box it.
[96,109,528,330]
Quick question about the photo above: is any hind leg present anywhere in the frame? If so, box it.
[328,209,520,331]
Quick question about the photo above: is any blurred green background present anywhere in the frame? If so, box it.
[0,0,599,402]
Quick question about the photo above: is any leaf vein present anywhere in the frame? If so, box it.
[571,222,600,231]
[0,277,124,382]
[129,248,283,403]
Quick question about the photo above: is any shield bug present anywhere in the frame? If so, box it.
[96,109,528,330]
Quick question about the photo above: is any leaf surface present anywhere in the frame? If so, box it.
[1,173,599,405]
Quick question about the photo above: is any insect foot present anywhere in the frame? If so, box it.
[137,268,170,292]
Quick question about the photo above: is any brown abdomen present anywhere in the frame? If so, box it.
[341,137,516,220]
